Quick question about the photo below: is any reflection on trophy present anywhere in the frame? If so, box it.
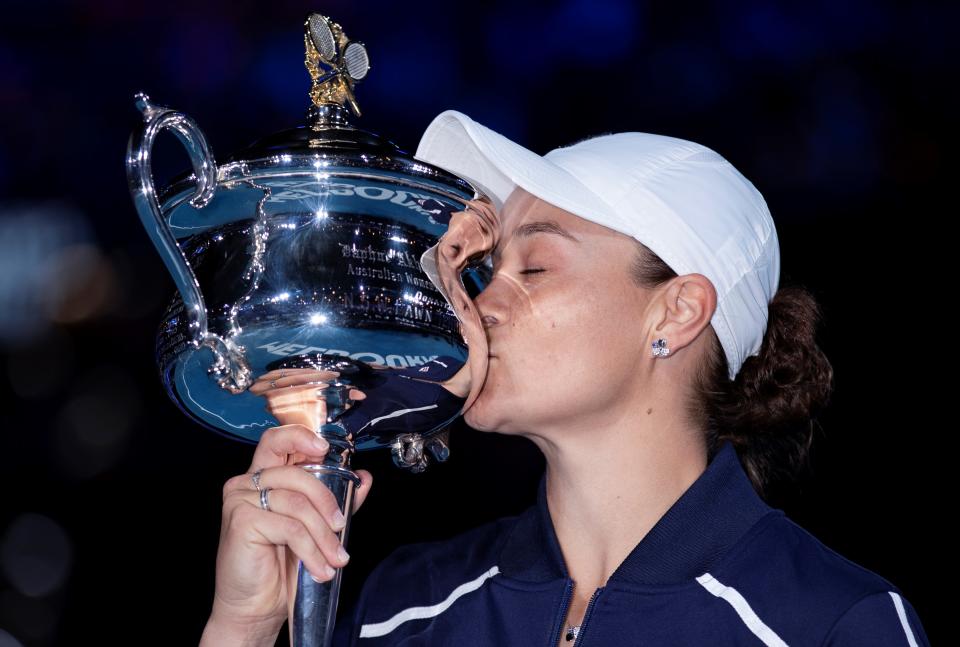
[125,13,499,646]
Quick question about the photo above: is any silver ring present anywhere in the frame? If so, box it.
[269,379,278,388]
[251,469,263,492]
[260,487,272,511]
[280,369,286,378]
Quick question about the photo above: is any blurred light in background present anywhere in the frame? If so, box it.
[255,35,304,111]
[0,513,72,643]
[0,589,59,645]
[0,202,118,347]
[55,364,142,480]
[487,0,637,78]
[164,21,240,97]
[0,514,72,597]
[5,328,75,401]
[0,147,7,198]
[805,66,879,195]
[0,629,24,647]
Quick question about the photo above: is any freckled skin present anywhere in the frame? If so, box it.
[464,188,651,439]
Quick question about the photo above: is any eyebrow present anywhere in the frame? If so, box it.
[490,220,581,263]
[514,220,581,243]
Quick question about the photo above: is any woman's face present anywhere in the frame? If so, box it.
[464,187,652,439]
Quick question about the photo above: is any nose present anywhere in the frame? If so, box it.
[475,274,507,330]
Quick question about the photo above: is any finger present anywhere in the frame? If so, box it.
[260,382,366,401]
[251,370,335,393]
[249,371,340,394]
[247,424,330,473]
[233,501,340,583]
[251,374,337,390]
[352,469,374,514]
[261,383,329,408]
[274,385,366,401]
[260,385,366,414]
[252,379,365,403]
[261,386,330,432]
[257,368,336,379]
[240,488,350,572]
[247,464,348,535]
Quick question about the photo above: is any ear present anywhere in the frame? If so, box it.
[651,273,717,355]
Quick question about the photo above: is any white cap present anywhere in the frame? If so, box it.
[414,110,780,381]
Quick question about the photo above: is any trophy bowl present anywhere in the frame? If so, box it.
[145,102,491,454]
[125,12,498,647]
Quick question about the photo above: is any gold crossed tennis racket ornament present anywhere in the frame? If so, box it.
[305,13,370,118]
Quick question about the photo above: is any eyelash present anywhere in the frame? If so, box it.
[519,269,545,275]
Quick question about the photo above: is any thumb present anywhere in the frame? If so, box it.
[352,469,374,513]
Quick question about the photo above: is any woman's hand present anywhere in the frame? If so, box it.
[202,371,372,644]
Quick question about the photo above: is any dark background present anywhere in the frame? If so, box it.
[0,0,951,644]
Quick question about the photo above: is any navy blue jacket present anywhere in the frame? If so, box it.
[333,440,930,645]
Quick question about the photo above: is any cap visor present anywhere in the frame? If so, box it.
[415,110,622,227]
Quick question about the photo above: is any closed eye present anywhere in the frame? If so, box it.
[519,269,545,274]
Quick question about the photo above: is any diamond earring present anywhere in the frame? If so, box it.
[651,338,670,357]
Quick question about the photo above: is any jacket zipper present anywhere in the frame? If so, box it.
[573,587,604,644]
[549,579,575,646]
[550,581,604,646]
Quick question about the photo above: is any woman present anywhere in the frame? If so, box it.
[200,111,930,646]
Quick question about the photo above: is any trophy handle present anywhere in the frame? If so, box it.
[125,91,217,345]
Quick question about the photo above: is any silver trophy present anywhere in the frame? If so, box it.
[125,13,498,646]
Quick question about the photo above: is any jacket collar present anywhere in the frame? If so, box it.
[498,439,775,586]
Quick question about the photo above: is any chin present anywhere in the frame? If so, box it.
[462,405,484,430]
[463,400,499,433]
[464,399,529,436]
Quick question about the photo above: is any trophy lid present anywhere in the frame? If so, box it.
[224,12,396,165]
[155,13,473,203]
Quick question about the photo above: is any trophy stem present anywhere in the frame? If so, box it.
[288,419,361,647]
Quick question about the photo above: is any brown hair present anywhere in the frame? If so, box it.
[628,240,835,500]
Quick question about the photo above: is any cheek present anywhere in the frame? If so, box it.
[467,276,636,427]
[530,281,636,373]
[481,297,584,396]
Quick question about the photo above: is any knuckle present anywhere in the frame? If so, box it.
[282,515,305,538]
[228,501,253,528]
[302,542,331,579]
[298,477,336,518]
[311,561,333,582]
[311,478,337,504]
[287,490,311,513]
[281,465,308,482]
[323,528,344,554]
[222,488,243,509]
[222,474,246,497]
[260,426,282,445]
[314,539,330,562]
[324,499,343,523]
[317,493,342,524]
